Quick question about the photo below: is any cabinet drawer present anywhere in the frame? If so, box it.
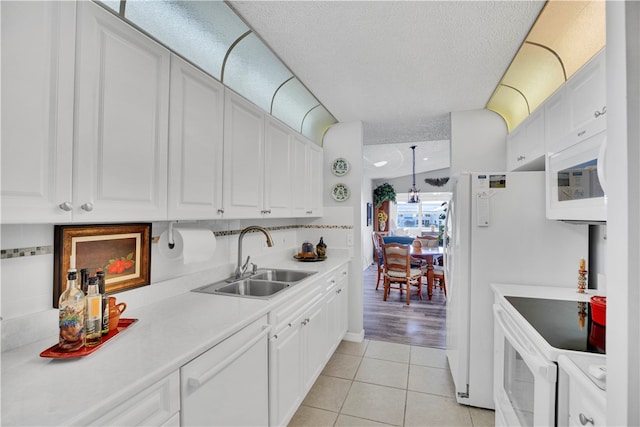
[91,371,180,426]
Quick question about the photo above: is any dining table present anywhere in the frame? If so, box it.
[410,245,444,300]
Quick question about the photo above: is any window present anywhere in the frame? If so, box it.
[394,193,451,236]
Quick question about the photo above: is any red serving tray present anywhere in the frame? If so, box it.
[40,318,138,359]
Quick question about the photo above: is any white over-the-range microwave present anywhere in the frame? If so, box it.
[546,129,607,222]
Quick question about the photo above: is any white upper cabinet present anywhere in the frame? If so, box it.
[291,135,324,217]
[74,1,170,222]
[1,1,76,223]
[168,55,224,220]
[223,90,306,218]
[223,90,265,218]
[264,116,293,217]
[565,49,606,146]
[507,108,545,171]
[308,143,324,216]
[544,87,569,154]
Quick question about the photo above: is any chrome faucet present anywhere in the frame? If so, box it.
[235,226,274,279]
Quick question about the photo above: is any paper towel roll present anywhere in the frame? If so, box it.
[158,228,216,264]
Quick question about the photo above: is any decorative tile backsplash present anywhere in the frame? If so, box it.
[1,246,53,259]
[2,224,353,256]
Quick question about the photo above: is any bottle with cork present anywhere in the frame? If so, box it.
[85,276,103,347]
[96,269,109,335]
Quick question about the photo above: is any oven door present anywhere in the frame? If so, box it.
[493,304,557,427]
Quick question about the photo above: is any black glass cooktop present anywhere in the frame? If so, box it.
[505,296,605,354]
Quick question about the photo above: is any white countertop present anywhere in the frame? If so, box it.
[1,254,349,426]
[491,282,597,302]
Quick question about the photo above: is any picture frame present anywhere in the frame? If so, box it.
[366,202,373,226]
[53,223,151,307]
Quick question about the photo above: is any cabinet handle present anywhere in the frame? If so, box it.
[58,202,73,211]
[306,210,313,214]
[301,320,308,326]
[342,271,347,276]
[217,208,224,214]
[517,155,525,161]
[336,289,342,294]
[80,202,93,212]
[578,130,587,137]
[594,106,607,118]
[579,413,594,425]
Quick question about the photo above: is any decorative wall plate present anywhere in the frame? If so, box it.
[331,158,350,176]
[331,183,350,202]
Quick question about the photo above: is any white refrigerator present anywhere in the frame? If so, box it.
[444,171,588,410]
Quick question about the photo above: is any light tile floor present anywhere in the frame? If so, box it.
[289,340,495,427]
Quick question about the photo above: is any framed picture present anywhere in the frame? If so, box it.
[53,223,151,307]
[366,202,373,226]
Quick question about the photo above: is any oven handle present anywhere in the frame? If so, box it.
[493,304,555,382]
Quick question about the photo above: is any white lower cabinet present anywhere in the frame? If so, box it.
[270,292,327,426]
[557,354,606,427]
[180,316,270,426]
[325,266,349,359]
[90,371,180,426]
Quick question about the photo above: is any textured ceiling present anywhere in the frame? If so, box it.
[229,0,545,177]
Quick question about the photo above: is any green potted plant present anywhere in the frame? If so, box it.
[373,183,397,208]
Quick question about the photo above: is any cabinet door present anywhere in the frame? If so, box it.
[302,299,327,392]
[337,268,349,340]
[566,49,606,145]
[74,2,170,222]
[291,135,309,216]
[326,268,350,357]
[507,109,545,171]
[1,1,76,223]
[544,88,569,154]
[269,321,303,427]
[264,116,293,217]
[307,143,324,216]
[223,90,264,218]
[168,55,224,220]
[506,126,526,171]
[181,319,269,427]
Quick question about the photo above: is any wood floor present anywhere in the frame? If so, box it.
[363,263,447,349]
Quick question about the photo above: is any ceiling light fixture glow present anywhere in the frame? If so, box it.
[374,161,388,167]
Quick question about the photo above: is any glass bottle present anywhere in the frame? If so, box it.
[96,269,109,335]
[58,269,86,352]
[85,276,102,347]
[79,268,90,295]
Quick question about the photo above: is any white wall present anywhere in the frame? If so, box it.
[450,109,507,174]
[322,121,365,341]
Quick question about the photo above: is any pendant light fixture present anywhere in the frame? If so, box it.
[408,145,420,203]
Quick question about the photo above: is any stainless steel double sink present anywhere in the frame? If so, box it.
[192,269,316,299]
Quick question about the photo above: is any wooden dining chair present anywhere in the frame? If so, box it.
[417,236,439,248]
[382,243,423,305]
[371,232,384,290]
[432,255,447,297]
